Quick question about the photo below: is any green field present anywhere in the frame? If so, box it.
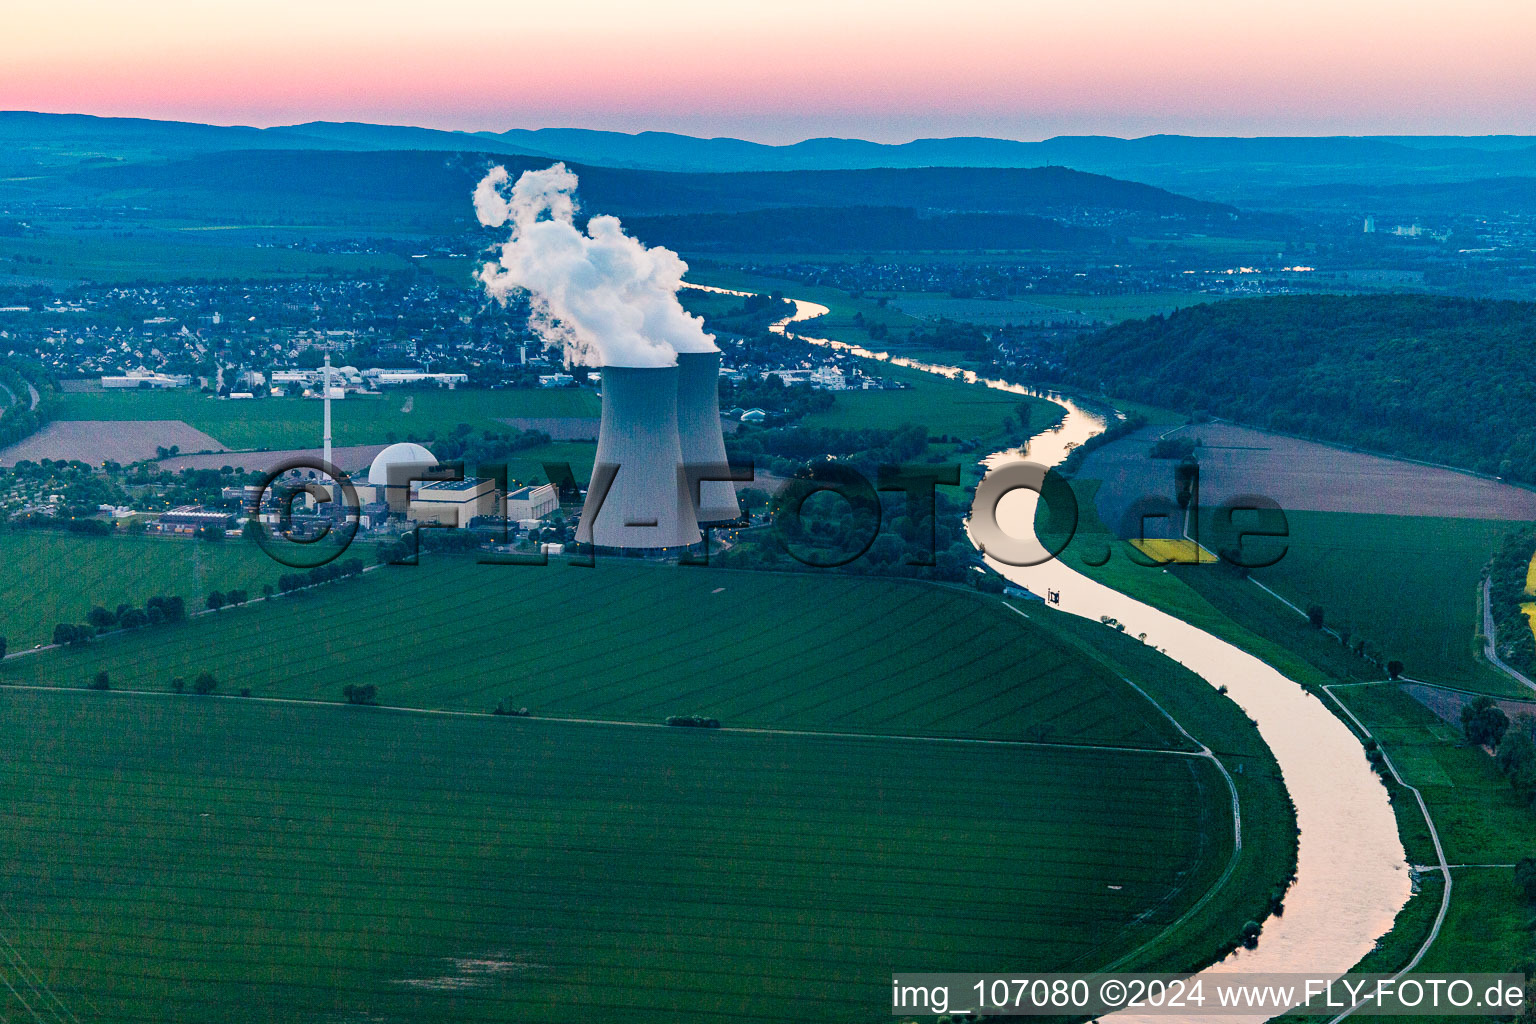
[6,556,1182,746]
[801,361,1061,443]
[884,292,1217,326]
[0,531,281,648]
[1058,481,1519,693]
[53,388,601,451]
[0,689,1225,1024]
[1024,293,1216,322]
[1333,685,1536,865]
[0,555,1299,1022]
[1325,684,1536,1003]
[1238,511,1511,691]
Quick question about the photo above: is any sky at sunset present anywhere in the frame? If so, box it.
[5,0,1535,142]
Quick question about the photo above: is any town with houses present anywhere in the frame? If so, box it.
[0,274,897,551]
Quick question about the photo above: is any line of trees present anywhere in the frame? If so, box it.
[1462,697,1536,817]
[1487,525,1536,678]
[276,557,364,594]
[0,357,57,451]
[205,589,248,612]
[54,594,187,646]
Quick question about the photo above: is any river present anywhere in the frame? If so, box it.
[745,290,1414,1021]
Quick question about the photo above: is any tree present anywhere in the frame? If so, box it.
[1386,660,1404,680]
[86,605,116,630]
[1461,696,1510,749]
[0,635,6,660]
[206,591,225,612]
[226,589,248,606]
[1497,729,1536,798]
[342,683,377,706]
[1306,604,1325,629]
[88,670,110,691]
[1516,857,1536,902]
[171,677,185,693]
[192,671,218,695]
[1498,730,1536,776]
[1174,455,1199,510]
[52,623,87,646]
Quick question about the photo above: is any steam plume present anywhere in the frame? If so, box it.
[474,163,716,368]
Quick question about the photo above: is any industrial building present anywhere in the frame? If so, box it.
[101,370,192,389]
[409,478,500,528]
[148,505,238,536]
[506,483,559,521]
[359,442,440,513]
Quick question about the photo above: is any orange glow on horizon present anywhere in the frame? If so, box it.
[3,1,1534,141]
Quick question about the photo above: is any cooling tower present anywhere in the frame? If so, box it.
[577,365,702,550]
[675,351,742,524]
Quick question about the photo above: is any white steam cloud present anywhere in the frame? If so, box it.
[474,163,716,368]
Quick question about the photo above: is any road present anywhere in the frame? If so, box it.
[1320,682,1451,1022]
[1481,578,1536,693]
[0,379,40,423]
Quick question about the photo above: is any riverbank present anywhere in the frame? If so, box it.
[759,289,1410,1009]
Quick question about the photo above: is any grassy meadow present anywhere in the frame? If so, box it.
[1326,684,1536,996]
[53,387,601,451]
[1057,479,1519,693]
[800,361,1059,441]
[0,553,1299,1022]
[0,689,1234,1024]
[6,556,1185,746]
[1243,511,1512,690]
[0,531,281,649]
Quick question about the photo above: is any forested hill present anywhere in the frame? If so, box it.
[1059,294,1536,483]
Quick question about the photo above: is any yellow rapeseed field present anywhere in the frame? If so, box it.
[1129,538,1219,564]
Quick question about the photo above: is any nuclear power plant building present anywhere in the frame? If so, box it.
[576,364,702,551]
[675,351,742,525]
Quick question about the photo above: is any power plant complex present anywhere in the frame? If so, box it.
[575,356,741,552]
[475,160,743,553]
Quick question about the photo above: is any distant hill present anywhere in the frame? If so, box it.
[0,111,548,167]
[30,148,1248,238]
[624,206,1108,252]
[6,112,1536,197]
[482,128,1536,187]
[1057,294,1536,483]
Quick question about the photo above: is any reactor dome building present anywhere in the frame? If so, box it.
[367,442,438,513]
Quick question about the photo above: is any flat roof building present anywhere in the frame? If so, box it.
[506,483,559,522]
[409,478,498,529]
[148,505,238,537]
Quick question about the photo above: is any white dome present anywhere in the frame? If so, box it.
[367,443,437,486]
